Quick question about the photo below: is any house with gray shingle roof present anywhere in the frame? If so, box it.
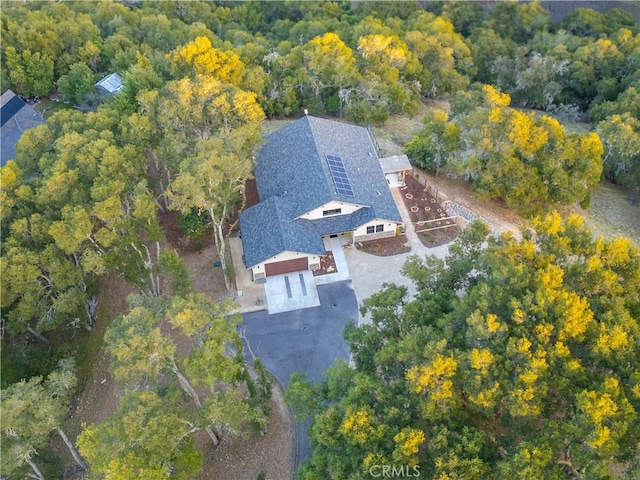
[1,90,46,166]
[239,115,403,283]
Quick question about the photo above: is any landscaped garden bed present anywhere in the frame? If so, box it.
[313,250,338,276]
[356,235,411,256]
[401,174,460,247]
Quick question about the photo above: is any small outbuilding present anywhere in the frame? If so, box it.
[95,73,124,95]
[379,154,412,187]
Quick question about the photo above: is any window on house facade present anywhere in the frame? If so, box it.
[366,226,375,234]
[323,208,342,216]
[376,224,384,232]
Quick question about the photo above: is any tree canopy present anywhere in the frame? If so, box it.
[77,293,271,477]
[1,1,639,476]
[288,217,640,479]
[1,359,88,479]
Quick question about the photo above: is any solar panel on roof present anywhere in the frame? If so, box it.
[325,154,354,196]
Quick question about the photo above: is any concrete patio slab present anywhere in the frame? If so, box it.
[385,173,404,188]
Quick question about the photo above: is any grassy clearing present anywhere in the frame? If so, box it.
[33,98,74,119]
[262,118,294,135]
[372,104,429,156]
[565,181,640,246]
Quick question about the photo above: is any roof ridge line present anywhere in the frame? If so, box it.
[304,115,323,167]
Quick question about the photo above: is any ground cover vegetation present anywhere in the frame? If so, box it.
[0,1,638,478]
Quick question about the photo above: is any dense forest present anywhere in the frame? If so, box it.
[1,1,639,479]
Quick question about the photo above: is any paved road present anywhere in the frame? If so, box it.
[240,280,358,467]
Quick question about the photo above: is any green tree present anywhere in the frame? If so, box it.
[4,47,54,97]
[100,294,269,452]
[56,62,94,105]
[467,28,517,86]
[1,104,162,345]
[404,109,460,175]
[1,2,101,83]
[143,74,264,290]
[441,0,483,37]
[485,0,551,44]
[590,85,640,122]
[1,359,88,479]
[511,52,568,109]
[292,216,640,479]
[596,113,640,195]
[560,8,633,38]
[405,11,474,96]
[77,390,201,479]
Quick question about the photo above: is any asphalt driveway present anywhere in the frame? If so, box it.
[240,280,357,468]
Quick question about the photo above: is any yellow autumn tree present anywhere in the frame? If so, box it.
[303,32,360,97]
[577,378,636,454]
[170,36,245,86]
[393,428,426,463]
[357,34,415,83]
[340,406,384,446]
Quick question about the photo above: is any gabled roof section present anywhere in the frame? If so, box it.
[255,117,332,216]
[1,90,46,167]
[239,196,326,268]
[379,154,412,174]
[310,214,354,236]
[95,73,124,94]
[255,115,401,224]
[1,90,25,127]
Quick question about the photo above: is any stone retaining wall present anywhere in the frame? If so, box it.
[354,230,396,242]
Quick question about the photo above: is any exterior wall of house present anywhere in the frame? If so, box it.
[251,250,322,280]
[352,219,399,242]
[297,200,364,220]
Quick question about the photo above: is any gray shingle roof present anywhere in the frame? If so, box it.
[310,215,354,236]
[239,196,326,268]
[242,115,402,268]
[1,90,46,166]
[255,116,402,225]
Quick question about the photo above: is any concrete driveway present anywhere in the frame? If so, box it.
[344,187,451,325]
[264,271,320,314]
[241,280,357,466]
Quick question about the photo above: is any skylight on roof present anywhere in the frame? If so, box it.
[326,154,354,197]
